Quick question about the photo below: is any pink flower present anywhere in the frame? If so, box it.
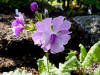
[32,16,71,54]
[30,2,38,13]
[12,13,24,37]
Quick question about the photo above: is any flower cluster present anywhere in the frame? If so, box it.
[32,16,71,54]
[12,13,24,37]
[11,2,71,54]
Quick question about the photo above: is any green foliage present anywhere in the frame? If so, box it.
[82,53,94,69]
[83,0,95,5]
[26,22,36,31]
[62,41,100,74]
[79,44,87,63]
[37,51,80,75]
[0,0,9,3]
[37,41,100,75]
[35,12,49,21]
[2,69,32,75]
[82,41,100,69]
[0,0,33,13]
[62,51,80,73]
[37,57,46,74]
[35,13,43,21]
[66,51,77,60]
[48,0,63,7]
[62,56,80,72]
[37,56,58,75]
[83,0,100,10]
[91,41,100,62]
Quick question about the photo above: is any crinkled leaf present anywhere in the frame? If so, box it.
[79,44,87,63]
[58,51,80,74]
[66,51,77,60]
[82,41,100,69]
[62,56,80,72]
[26,22,36,31]
[91,41,100,62]
[37,58,46,74]
[37,56,58,75]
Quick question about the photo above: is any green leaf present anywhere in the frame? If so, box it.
[26,22,36,31]
[82,41,100,69]
[91,41,100,62]
[99,38,100,41]
[62,56,80,72]
[59,51,80,74]
[37,58,46,74]
[35,13,43,21]
[37,56,58,75]
[79,44,87,63]
[94,65,100,75]
[48,0,62,6]
[66,51,77,60]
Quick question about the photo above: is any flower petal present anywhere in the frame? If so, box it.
[12,13,24,26]
[50,37,65,54]
[50,33,71,54]
[58,20,71,31]
[13,26,24,37]
[12,20,18,26]
[41,33,51,52]
[36,18,52,33]
[32,32,44,45]
[52,16,64,32]
[32,32,51,52]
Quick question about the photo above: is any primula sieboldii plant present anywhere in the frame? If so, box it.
[12,13,24,37]
[32,16,71,54]
[11,2,71,54]
[30,2,38,13]
[11,1,72,74]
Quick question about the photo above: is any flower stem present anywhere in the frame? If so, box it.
[46,52,49,74]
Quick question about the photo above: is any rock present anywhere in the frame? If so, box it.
[73,15,100,35]
[73,15,100,47]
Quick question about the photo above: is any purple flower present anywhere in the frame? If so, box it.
[30,2,38,13]
[44,9,48,14]
[12,13,24,37]
[32,16,71,54]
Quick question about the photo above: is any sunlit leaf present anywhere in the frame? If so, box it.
[82,41,100,69]
[79,44,87,63]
